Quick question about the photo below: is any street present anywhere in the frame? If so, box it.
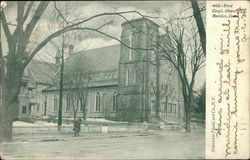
[1,130,205,159]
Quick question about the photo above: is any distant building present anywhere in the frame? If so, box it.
[17,60,56,119]
[42,18,185,122]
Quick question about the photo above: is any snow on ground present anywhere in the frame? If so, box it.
[13,121,38,127]
[13,118,126,127]
[63,118,127,123]
[86,118,126,123]
[13,121,57,127]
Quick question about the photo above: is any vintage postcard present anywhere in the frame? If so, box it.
[0,0,249,159]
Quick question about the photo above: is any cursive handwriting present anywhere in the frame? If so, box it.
[235,8,246,64]
[215,108,223,137]
[231,69,243,117]
[233,122,238,154]
[223,60,231,86]
[211,97,216,152]
[222,20,231,48]
[216,60,224,103]
[224,103,231,158]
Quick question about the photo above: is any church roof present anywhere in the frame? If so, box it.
[26,59,57,85]
[121,17,159,28]
[70,44,121,72]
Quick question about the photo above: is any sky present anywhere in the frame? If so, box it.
[1,1,205,90]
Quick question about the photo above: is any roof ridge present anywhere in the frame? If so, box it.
[31,59,55,65]
[74,44,120,55]
[27,66,37,82]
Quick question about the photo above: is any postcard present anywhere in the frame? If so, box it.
[0,1,249,159]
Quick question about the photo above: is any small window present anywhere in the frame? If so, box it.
[161,102,166,113]
[167,103,172,113]
[44,100,47,116]
[128,32,133,61]
[80,97,84,111]
[125,70,129,86]
[133,70,137,84]
[76,98,79,111]
[112,92,117,111]
[95,92,101,112]
[22,106,27,114]
[151,100,155,111]
[172,104,176,114]
[54,96,58,111]
[36,104,40,112]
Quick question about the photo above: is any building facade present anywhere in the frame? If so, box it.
[17,60,56,119]
[32,18,184,123]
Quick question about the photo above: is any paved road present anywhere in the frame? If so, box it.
[1,131,205,159]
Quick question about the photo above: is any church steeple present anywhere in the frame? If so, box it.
[55,50,61,65]
[118,18,159,122]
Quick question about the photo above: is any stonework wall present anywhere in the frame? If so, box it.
[118,19,162,122]
[42,85,118,120]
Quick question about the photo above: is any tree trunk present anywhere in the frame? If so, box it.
[181,81,191,133]
[191,0,206,55]
[0,58,23,141]
[155,48,160,119]
[185,105,191,132]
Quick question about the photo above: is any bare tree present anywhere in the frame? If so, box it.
[64,54,93,123]
[49,2,81,131]
[0,1,148,141]
[154,20,205,132]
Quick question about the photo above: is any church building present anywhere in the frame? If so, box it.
[41,18,185,123]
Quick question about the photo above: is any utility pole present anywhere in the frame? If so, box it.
[155,47,160,119]
[57,42,64,131]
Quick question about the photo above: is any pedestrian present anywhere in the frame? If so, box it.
[73,119,79,136]
[77,118,82,136]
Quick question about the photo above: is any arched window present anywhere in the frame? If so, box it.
[128,32,134,61]
[54,96,58,111]
[66,96,71,111]
[79,96,84,111]
[133,70,137,84]
[95,92,101,112]
[112,92,117,111]
[167,103,172,113]
[125,69,129,86]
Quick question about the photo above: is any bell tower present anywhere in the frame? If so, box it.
[117,18,159,122]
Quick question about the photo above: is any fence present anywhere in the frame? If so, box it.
[13,124,148,135]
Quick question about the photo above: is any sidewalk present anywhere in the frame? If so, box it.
[10,130,169,143]
[10,121,205,143]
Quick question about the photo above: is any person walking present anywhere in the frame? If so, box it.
[73,118,81,136]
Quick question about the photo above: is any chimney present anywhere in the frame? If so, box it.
[55,49,61,65]
[68,45,74,55]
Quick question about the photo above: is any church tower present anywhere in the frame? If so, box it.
[117,18,159,122]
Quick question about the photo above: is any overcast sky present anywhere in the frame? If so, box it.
[2,1,192,53]
[2,1,205,90]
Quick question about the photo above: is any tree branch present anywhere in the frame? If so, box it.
[23,1,35,24]
[0,11,12,43]
[17,1,25,26]
[0,37,5,75]
[53,1,69,24]
[24,1,49,41]
[23,11,151,68]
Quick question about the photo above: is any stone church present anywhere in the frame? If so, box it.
[19,18,184,123]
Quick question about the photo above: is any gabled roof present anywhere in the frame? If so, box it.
[70,44,121,72]
[26,59,57,85]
